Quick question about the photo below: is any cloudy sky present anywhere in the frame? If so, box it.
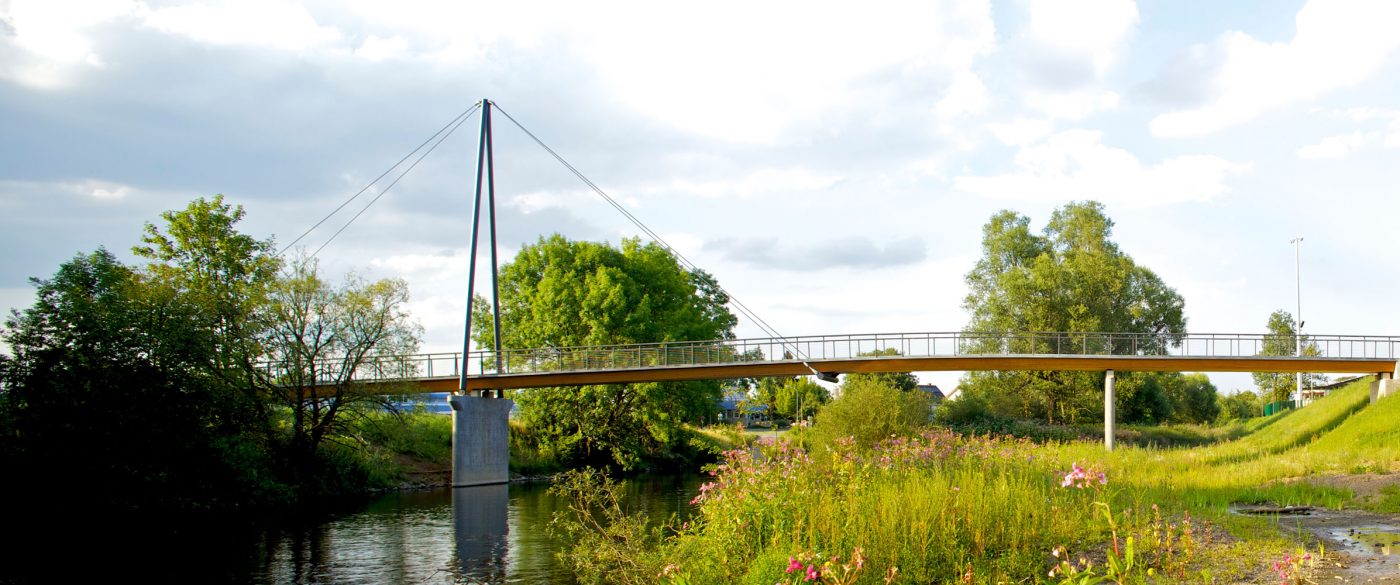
[3,0,1398,392]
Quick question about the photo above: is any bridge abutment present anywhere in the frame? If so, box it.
[1371,365,1399,403]
[450,395,514,486]
[1104,370,1116,451]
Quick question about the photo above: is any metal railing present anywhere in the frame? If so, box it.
[262,332,1400,385]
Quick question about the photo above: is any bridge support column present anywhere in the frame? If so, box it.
[450,395,514,486]
[1371,365,1399,403]
[1104,370,1116,451]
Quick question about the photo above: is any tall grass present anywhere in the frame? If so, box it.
[555,378,1398,584]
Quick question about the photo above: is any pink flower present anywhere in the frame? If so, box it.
[787,556,802,574]
[1061,462,1107,489]
[805,565,820,581]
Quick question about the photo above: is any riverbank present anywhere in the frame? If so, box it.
[545,378,1400,583]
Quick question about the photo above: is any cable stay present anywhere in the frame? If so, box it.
[279,102,482,258]
[492,104,820,371]
[280,99,822,376]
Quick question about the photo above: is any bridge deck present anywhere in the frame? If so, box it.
[281,331,1399,392]
[430,354,1397,391]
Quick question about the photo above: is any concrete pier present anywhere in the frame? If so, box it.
[1104,370,1116,451]
[450,395,514,486]
[1370,363,1399,403]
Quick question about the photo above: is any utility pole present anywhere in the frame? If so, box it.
[1291,236,1303,404]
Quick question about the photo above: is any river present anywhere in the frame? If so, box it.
[1,473,704,585]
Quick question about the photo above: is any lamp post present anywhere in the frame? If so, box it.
[1291,236,1303,403]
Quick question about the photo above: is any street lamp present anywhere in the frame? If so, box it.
[1291,236,1303,404]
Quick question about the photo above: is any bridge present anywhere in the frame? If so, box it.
[288,99,1400,486]
[344,331,1400,392]
[309,330,1400,485]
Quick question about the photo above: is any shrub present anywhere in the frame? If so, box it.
[813,376,932,448]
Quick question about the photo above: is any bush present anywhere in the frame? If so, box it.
[813,376,932,448]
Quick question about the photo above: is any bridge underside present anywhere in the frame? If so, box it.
[409,355,1399,391]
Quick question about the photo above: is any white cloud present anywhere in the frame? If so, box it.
[1012,1,1134,124]
[1,0,343,87]
[89,183,131,200]
[0,179,140,201]
[1296,131,1380,159]
[509,190,577,214]
[935,71,991,122]
[953,129,1251,206]
[1026,0,1139,77]
[575,0,998,143]
[1314,107,1400,148]
[0,0,140,87]
[142,0,342,51]
[1151,0,1400,137]
[1024,89,1119,120]
[354,34,408,61]
[666,168,842,199]
[987,118,1054,146]
[2,0,137,62]
[2,0,997,144]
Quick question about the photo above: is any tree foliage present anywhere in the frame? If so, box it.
[472,235,738,469]
[1218,390,1262,421]
[1,195,428,519]
[755,376,831,421]
[1252,309,1327,403]
[814,375,932,448]
[844,348,920,393]
[266,256,422,458]
[0,249,286,514]
[959,202,1188,424]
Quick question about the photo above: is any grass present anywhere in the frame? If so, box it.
[553,377,1399,584]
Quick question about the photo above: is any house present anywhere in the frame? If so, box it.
[717,388,766,426]
[917,384,945,404]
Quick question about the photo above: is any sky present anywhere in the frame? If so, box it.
[3,0,1398,393]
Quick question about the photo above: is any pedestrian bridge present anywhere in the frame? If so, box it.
[285,331,1399,486]
[321,331,1399,392]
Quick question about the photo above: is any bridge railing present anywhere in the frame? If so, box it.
[287,332,1400,384]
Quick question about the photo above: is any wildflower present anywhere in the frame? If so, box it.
[1061,462,1107,489]
[787,556,802,574]
[805,565,821,581]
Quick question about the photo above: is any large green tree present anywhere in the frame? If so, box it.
[1252,309,1327,403]
[133,195,283,433]
[0,249,283,515]
[472,235,739,469]
[266,256,423,459]
[959,202,1187,423]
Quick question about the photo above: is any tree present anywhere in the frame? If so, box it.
[1218,390,1261,421]
[844,348,920,393]
[815,375,932,448]
[1,249,282,515]
[265,256,423,459]
[133,195,282,433]
[1252,310,1327,403]
[471,235,738,469]
[1167,373,1221,424]
[959,202,1187,424]
[757,376,831,421]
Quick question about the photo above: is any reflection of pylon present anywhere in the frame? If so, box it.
[461,98,503,397]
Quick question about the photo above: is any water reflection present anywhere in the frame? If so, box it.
[454,484,508,582]
[247,473,701,584]
[0,474,701,584]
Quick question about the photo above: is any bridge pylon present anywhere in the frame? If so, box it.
[452,98,511,486]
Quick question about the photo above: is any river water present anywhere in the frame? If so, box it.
[243,474,701,584]
[1,473,703,585]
